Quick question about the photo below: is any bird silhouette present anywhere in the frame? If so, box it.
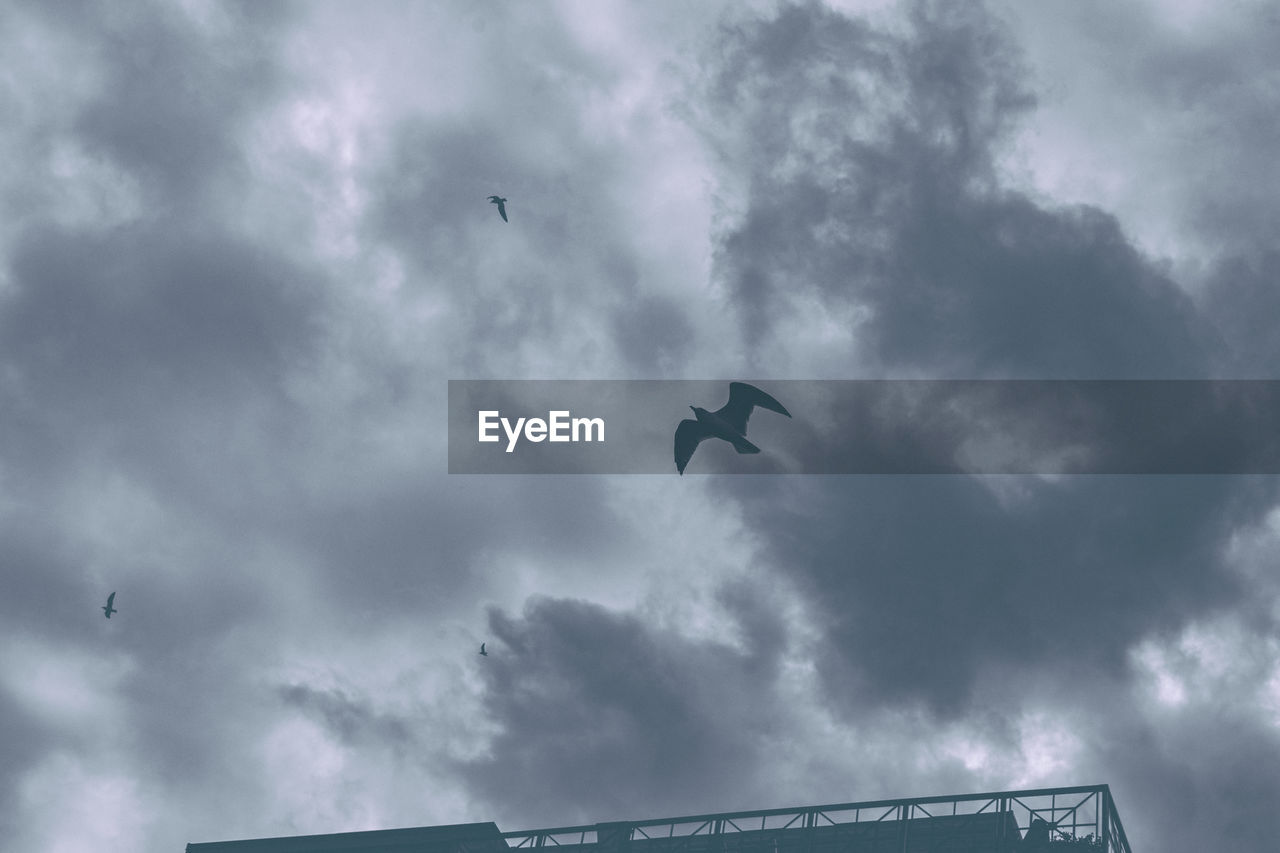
[479,642,488,656]
[487,195,508,222]
[102,591,117,619]
[675,382,792,474]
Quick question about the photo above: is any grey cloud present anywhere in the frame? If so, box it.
[610,294,696,377]
[1039,0,1280,255]
[366,116,632,377]
[361,8,680,380]
[459,594,790,826]
[3,224,319,399]
[0,220,324,530]
[696,1,1212,378]
[1202,251,1280,375]
[370,121,518,278]
[688,0,1279,735]
[0,2,336,834]
[0,524,282,831]
[0,701,51,828]
[278,684,415,748]
[66,0,292,208]
[763,476,1273,718]
[1089,686,1280,852]
[783,380,1280,475]
[286,476,625,620]
[0,0,321,518]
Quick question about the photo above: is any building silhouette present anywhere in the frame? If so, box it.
[186,783,1132,853]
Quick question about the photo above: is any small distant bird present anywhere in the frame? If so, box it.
[102,591,117,619]
[675,382,792,475]
[487,195,508,222]
[479,643,488,656]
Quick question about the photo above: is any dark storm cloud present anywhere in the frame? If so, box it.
[998,0,1280,378]
[746,475,1277,718]
[794,379,1280,475]
[672,13,1280,831]
[459,594,790,826]
[696,1,1212,378]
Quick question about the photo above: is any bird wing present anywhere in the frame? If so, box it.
[497,201,507,222]
[674,418,712,474]
[714,382,791,434]
[106,592,115,607]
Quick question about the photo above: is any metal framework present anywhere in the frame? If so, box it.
[502,785,1132,853]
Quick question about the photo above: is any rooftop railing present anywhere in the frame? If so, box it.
[501,784,1132,853]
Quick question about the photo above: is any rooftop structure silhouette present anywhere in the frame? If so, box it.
[186,783,1132,853]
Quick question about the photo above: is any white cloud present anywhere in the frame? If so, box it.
[0,637,135,732]
[16,753,148,853]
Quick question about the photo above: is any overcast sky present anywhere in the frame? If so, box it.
[3,1,1279,851]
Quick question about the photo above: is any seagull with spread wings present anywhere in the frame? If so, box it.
[102,591,117,619]
[487,195,508,222]
[479,642,488,656]
[674,382,792,474]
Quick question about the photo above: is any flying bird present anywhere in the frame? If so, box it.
[675,382,792,474]
[479,643,488,656]
[102,591,117,619]
[487,195,508,222]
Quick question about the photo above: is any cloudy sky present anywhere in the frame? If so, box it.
[3,0,1279,851]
